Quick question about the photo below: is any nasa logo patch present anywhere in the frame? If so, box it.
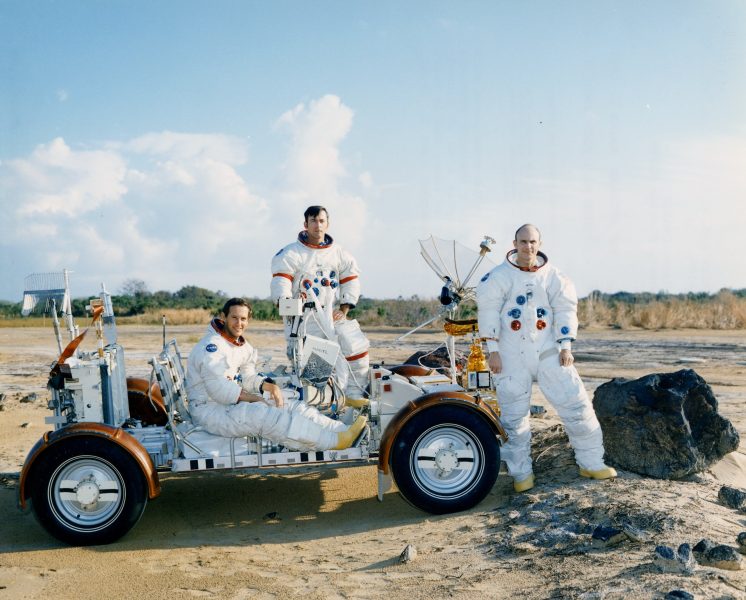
[560,326,570,335]
[480,273,490,282]
[206,343,218,353]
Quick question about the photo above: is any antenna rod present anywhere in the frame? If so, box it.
[63,268,76,340]
[460,235,495,289]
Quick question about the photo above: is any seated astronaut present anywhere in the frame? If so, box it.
[186,298,366,451]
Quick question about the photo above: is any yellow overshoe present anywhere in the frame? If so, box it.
[513,473,535,493]
[334,415,368,449]
[579,466,617,480]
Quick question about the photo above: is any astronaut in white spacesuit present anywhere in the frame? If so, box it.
[186,298,367,451]
[476,224,616,492]
[271,206,370,399]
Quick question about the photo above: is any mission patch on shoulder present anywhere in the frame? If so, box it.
[206,343,218,352]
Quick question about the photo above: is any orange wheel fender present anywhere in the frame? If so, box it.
[18,423,160,511]
[377,391,507,476]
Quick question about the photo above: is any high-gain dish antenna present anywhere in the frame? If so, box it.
[21,269,77,353]
[397,235,497,383]
[397,235,496,340]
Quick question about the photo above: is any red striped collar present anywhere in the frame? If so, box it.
[506,250,548,272]
[210,318,246,346]
[298,231,334,249]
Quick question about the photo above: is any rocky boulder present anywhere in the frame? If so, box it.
[592,369,740,479]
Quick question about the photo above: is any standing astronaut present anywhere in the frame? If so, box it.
[476,224,616,492]
[187,298,366,450]
[271,206,370,399]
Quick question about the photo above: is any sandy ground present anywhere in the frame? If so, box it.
[1,324,745,599]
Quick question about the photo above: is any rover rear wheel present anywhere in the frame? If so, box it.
[391,405,499,514]
[29,437,148,545]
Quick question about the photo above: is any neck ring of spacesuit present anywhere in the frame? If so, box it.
[298,231,334,249]
[506,249,549,272]
[210,318,246,347]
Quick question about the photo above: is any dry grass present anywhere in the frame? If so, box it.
[117,308,215,325]
[0,309,215,327]
[0,317,49,327]
[579,290,746,329]
[3,295,746,330]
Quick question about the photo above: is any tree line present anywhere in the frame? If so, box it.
[2,278,745,329]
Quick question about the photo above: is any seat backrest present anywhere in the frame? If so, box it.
[150,339,191,422]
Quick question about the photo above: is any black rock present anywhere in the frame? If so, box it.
[665,591,694,600]
[654,544,694,574]
[693,538,717,560]
[678,543,692,562]
[529,404,547,418]
[591,525,626,548]
[700,545,743,570]
[718,485,746,511]
[737,531,746,554]
[20,392,37,404]
[592,369,740,479]
[656,545,675,559]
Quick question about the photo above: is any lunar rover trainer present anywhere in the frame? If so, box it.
[17,239,506,545]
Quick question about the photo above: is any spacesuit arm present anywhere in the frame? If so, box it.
[338,248,361,308]
[270,246,296,302]
[476,270,507,348]
[547,268,579,344]
[197,350,242,405]
[239,345,264,395]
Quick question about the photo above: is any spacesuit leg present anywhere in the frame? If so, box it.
[285,398,347,432]
[332,355,350,391]
[344,354,370,398]
[493,367,534,480]
[226,402,338,451]
[335,320,371,398]
[537,353,607,471]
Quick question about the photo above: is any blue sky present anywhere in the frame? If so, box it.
[1,1,745,302]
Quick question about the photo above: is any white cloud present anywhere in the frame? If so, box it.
[56,89,68,102]
[0,96,376,302]
[359,171,373,188]
[7,138,127,217]
[276,95,352,195]
[273,94,368,251]
[117,131,249,166]
[1,110,743,304]
[0,132,270,298]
